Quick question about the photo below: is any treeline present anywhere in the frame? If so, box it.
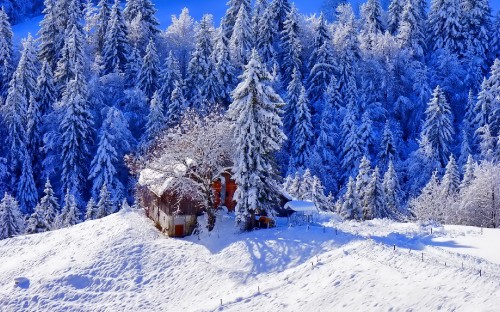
[1,0,500,238]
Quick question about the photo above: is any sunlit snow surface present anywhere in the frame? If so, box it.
[0,208,499,311]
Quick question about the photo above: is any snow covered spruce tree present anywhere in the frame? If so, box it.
[102,0,130,75]
[59,71,94,206]
[58,189,79,227]
[340,177,361,220]
[36,179,60,230]
[123,0,160,50]
[88,108,126,204]
[96,184,114,219]
[289,86,313,171]
[280,4,302,86]
[137,38,160,99]
[0,8,13,95]
[383,161,402,218]
[227,50,286,231]
[0,193,24,239]
[420,86,454,167]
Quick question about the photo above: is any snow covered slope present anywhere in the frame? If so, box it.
[0,209,499,311]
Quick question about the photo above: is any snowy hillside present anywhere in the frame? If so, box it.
[1,209,499,311]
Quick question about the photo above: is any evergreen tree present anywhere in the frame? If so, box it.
[340,177,361,220]
[462,0,491,70]
[290,86,313,171]
[307,14,335,105]
[222,0,252,40]
[60,74,94,201]
[16,34,39,101]
[383,160,402,217]
[387,0,403,34]
[59,189,79,227]
[17,148,38,214]
[229,5,253,68]
[341,100,363,177]
[269,0,291,33]
[280,4,302,86]
[54,24,86,89]
[142,90,165,146]
[356,156,372,213]
[26,204,47,234]
[36,178,59,230]
[361,0,384,34]
[4,73,28,187]
[158,51,181,106]
[38,0,60,69]
[315,77,341,193]
[463,89,476,134]
[441,154,460,197]
[364,166,388,220]
[102,0,130,75]
[85,197,98,221]
[252,0,268,41]
[487,60,500,136]
[27,95,43,182]
[125,45,141,88]
[476,123,495,160]
[166,81,185,128]
[96,184,114,218]
[428,0,465,55]
[137,38,160,99]
[311,175,330,211]
[474,77,494,130]
[88,108,124,202]
[458,129,472,167]
[123,0,160,49]
[397,0,426,58]
[227,50,286,230]
[298,169,314,200]
[359,111,374,156]
[420,86,454,166]
[95,0,112,54]
[257,5,277,67]
[0,193,23,239]
[283,68,302,147]
[215,33,237,108]
[491,12,500,61]
[378,121,397,171]
[459,155,475,190]
[185,14,215,110]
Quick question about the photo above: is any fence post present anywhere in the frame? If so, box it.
[393,244,396,251]
[480,269,482,277]
[422,253,424,261]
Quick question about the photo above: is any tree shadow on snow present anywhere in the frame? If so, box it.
[370,232,474,251]
[188,222,364,277]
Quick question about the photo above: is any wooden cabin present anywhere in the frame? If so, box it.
[138,166,239,237]
[139,185,201,237]
[138,165,291,237]
[212,170,237,212]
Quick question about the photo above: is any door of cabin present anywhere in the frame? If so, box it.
[174,224,184,237]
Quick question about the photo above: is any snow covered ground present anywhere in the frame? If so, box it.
[0,208,499,312]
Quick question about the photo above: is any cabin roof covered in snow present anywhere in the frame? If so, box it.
[284,200,317,213]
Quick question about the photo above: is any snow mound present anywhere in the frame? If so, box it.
[0,210,499,311]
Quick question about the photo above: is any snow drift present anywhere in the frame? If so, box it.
[0,209,499,311]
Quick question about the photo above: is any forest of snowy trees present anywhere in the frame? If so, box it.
[1,0,500,237]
